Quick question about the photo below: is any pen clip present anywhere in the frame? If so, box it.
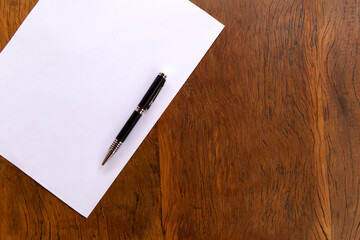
[145,82,164,110]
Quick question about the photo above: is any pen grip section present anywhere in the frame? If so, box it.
[116,111,142,142]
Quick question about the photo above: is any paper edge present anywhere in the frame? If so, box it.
[86,25,224,219]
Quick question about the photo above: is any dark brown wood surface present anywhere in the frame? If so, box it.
[1,0,360,239]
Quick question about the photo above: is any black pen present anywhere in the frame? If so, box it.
[102,73,167,165]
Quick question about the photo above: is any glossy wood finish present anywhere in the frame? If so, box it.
[1,0,360,239]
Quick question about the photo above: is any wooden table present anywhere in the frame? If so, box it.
[1,0,360,239]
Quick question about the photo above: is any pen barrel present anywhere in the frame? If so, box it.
[116,111,142,142]
[138,74,166,110]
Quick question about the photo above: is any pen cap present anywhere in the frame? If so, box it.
[138,73,166,110]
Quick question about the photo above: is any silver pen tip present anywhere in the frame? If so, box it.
[102,150,114,165]
[102,139,122,166]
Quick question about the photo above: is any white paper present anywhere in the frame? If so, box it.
[0,0,223,217]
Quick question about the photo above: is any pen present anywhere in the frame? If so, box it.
[102,72,167,165]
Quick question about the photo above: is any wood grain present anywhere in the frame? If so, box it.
[1,0,360,239]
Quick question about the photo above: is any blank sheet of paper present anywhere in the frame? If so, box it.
[0,0,223,217]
